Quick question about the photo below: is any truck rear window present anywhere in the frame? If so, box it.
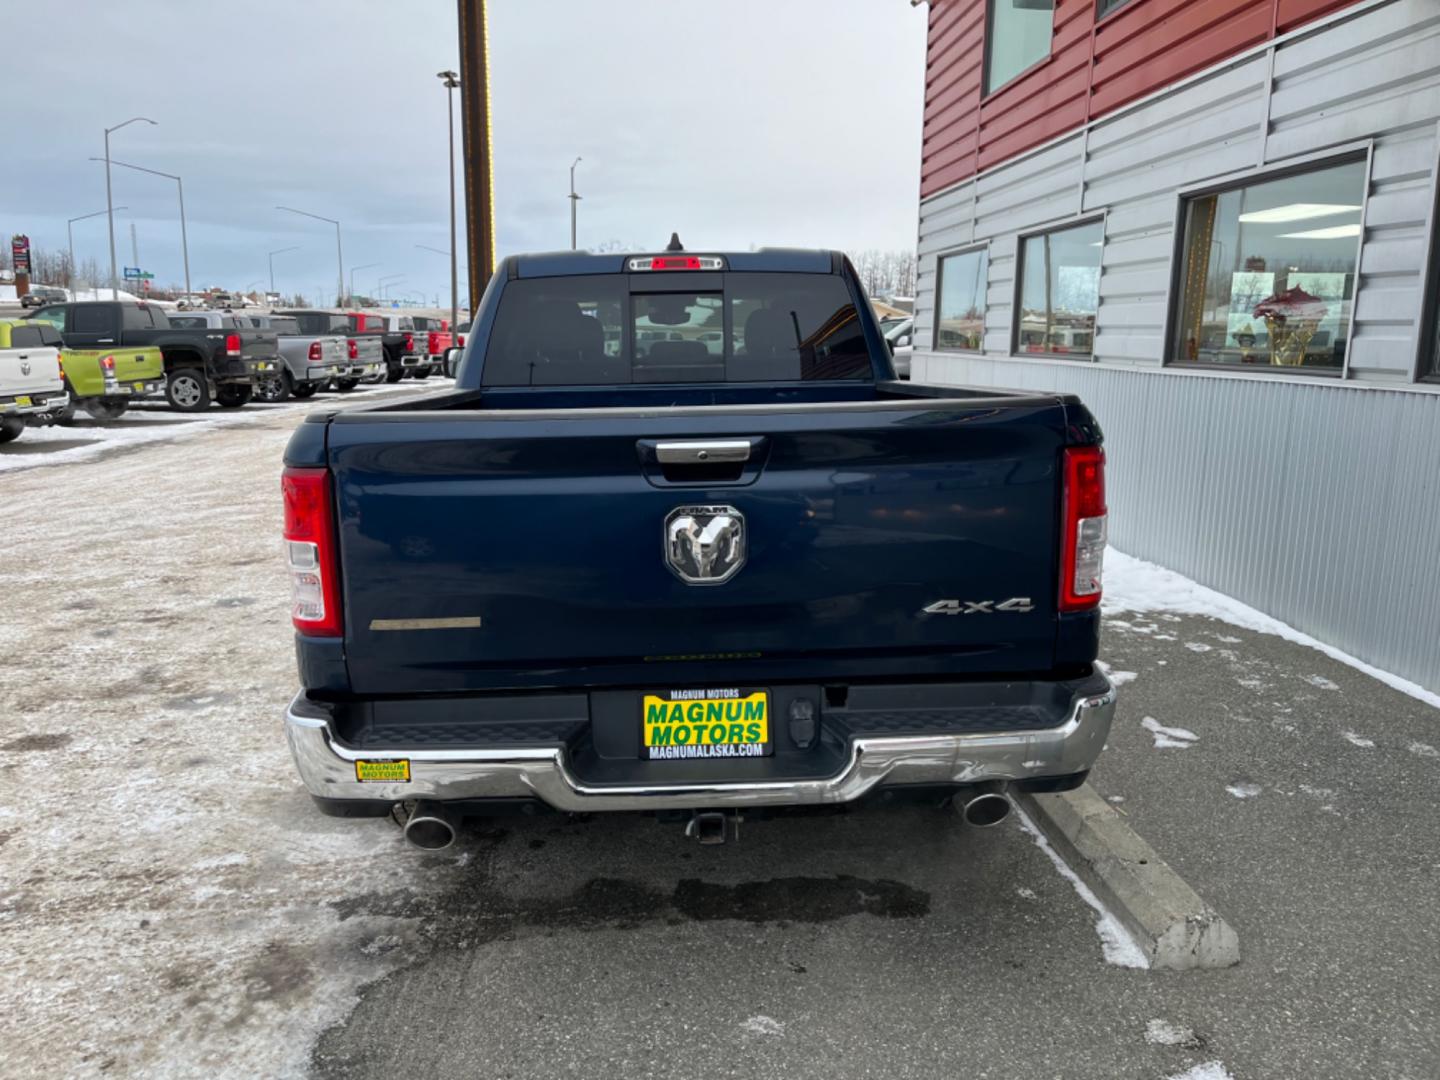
[481,272,872,385]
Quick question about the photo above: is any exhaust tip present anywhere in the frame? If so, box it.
[404,800,459,850]
[955,782,1012,828]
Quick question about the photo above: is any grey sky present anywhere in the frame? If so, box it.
[5,0,925,303]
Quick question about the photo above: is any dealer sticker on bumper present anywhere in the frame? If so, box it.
[642,688,771,760]
[355,759,410,783]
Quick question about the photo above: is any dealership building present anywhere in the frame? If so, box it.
[908,0,1440,690]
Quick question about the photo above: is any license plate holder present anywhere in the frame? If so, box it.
[642,688,772,761]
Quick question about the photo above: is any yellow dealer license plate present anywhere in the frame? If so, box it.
[354,759,410,783]
[642,688,771,761]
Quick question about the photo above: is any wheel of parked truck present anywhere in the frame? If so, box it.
[0,416,26,444]
[215,384,255,408]
[333,378,361,392]
[384,366,403,383]
[166,369,211,412]
[256,372,292,403]
[291,382,318,399]
[53,397,79,426]
[82,398,129,421]
[413,368,431,380]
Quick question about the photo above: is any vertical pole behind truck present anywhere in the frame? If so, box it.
[456,0,495,316]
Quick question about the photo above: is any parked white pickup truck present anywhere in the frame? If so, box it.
[0,319,68,444]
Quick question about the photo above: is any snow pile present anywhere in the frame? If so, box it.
[1104,547,1440,711]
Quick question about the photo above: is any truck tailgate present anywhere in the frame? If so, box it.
[328,398,1071,695]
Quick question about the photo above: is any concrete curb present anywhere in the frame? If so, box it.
[1014,784,1240,971]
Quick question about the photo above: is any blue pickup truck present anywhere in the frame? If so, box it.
[281,246,1114,849]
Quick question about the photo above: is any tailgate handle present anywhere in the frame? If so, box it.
[654,440,752,464]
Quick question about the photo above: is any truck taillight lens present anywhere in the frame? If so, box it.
[426,332,439,355]
[225,333,242,356]
[100,354,116,372]
[1060,446,1107,611]
[308,341,323,361]
[348,339,358,360]
[404,333,415,352]
[282,467,342,636]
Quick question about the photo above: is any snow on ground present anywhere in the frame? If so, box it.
[1104,547,1440,710]
[1013,807,1149,969]
[0,384,459,1078]
[0,384,432,475]
[1141,716,1199,750]
[1166,1064,1235,1080]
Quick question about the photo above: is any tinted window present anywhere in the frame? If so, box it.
[481,272,872,386]
[1173,158,1365,371]
[935,248,988,351]
[72,306,113,334]
[267,317,300,335]
[169,315,206,329]
[9,325,45,348]
[1016,220,1103,359]
[986,0,1053,94]
[29,307,67,332]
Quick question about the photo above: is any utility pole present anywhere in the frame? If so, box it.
[130,222,139,270]
[457,0,494,311]
[569,157,582,251]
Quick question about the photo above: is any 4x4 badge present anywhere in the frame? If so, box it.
[922,598,1035,615]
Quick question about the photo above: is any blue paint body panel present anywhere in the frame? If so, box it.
[286,251,1103,698]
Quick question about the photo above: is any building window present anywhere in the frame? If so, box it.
[985,0,1054,95]
[1015,219,1104,359]
[1097,0,1134,17]
[1173,158,1366,371]
[934,248,988,351]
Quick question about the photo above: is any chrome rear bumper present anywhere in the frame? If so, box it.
[284,680,1114,813]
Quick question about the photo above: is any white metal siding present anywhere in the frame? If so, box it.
[911,0,1440,693]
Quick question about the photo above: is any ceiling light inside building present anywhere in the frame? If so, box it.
[1276,224,1363,240]
[1237,203,1361,224]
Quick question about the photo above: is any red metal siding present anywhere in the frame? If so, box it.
[920,0,1369,198]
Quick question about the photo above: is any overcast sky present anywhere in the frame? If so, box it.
[4,0,926,304]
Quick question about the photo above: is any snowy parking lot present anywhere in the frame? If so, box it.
[2,393,1438,1079]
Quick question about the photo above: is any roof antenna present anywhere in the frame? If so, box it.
[665,232,684,252]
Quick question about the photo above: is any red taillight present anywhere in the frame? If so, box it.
[427,331,440,355]
[1059,446,1107,611]
[282,467,342,636]
[225,333,241,356]
[308,341,323,361]
[404,332,415,353]
[100,354,116,372]
[348,339,358,360]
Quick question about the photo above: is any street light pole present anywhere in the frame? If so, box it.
[91,157,189,297]
[569,156,582,251]
[68,207,126,293]
[350,262,380,303]
[267,246,301,294]
[277,206,344,306]
[438,70,461,337]
[377,274,405,302]
[103,116,157,299]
